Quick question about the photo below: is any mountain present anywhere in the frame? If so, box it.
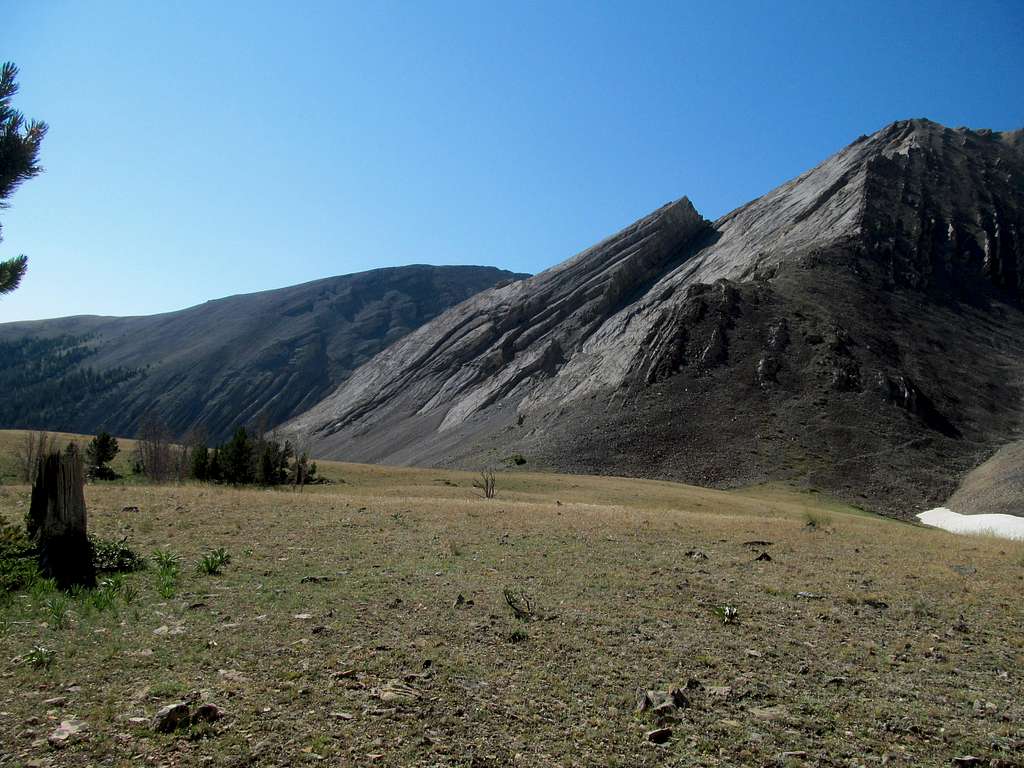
[945,439,1024,517]
[0,265,526,441]
[284,120,1024,518]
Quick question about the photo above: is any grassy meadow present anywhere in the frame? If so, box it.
[1,430,1022,766]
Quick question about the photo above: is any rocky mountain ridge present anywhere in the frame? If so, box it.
[285,120,1024,517]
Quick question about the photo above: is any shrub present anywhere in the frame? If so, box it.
[152,549,181,598]
[15,431,57,483]
[0,519,39,595]
[713,605,739,625]
[803,510,833,530]
[90,536,146,573]
[44,594,70,629]
[121,583,139,604]
[503,587,534,621]
[152,549,181,571]
[474,469,497,499]
[196,547,231,576]
[90,578,120,611]
[22,644,56,669]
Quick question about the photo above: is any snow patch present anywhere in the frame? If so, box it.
[917,507,1024,541]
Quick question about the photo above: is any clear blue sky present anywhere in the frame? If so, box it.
[2,0,1022,322]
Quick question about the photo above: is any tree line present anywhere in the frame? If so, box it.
[186,426,318,487]
[0,335,144,430]
[15,422,320,489]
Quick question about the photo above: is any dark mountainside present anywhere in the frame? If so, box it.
[0,265,525,441]
[285,120,1024,518]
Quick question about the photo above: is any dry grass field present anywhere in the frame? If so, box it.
[1,431,1022,767]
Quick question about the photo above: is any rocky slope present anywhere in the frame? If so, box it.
[0,265,524,441]
[285,120,1024,517]
[945,439,1024,517]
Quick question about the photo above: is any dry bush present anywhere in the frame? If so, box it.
[15,431,57,483]
[137,415,187,482]
[474,468,497,499]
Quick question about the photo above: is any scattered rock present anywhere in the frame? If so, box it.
[699,326,728,368]
[635,687,688,715]
[795,592,825,600]
[330,711,354,720]
[192,703,223,724]
[300,576,334,584]
[750,705,789,722]
[755,552,772,562]
[153,624,185,636]
[685,550,708,561]
[706,685,732,699]
[645,727,673,744]
[48,719,87,747]
[374,681,420,705]
[121,506,140,514]
[219,669,247,684]
[745,649,763,659]
[293,613,313,620]
[43,696,68,707]
[151,702,191,733]
[151,700,223,733]
[950,564,977,577]
[952,758,983,767]
[756,353,780,386]
[743,540,773,547]
[781,751,808,760]
[452,594,474,609]
[862,598,888,609]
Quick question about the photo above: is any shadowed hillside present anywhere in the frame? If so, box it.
[0,265,526,441]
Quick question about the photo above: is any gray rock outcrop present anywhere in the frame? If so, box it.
[285,119,1024,517]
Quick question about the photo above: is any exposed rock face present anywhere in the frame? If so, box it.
[0,265,525,441]
[286,120,1024,518]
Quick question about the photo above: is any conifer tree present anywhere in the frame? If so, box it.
[0,62,47,295]
[85,431,119,470]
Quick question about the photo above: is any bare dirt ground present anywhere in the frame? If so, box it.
[2,457,1022,767]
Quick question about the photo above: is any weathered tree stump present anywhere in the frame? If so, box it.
[28,445,95,589]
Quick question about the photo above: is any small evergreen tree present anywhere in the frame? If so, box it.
[85,431,119,479]
[190,443,209,481]
[207,448,222,483]
[221,427,254,485]
[257,443,276,486]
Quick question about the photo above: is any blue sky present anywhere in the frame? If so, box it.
[1,0,1022,321]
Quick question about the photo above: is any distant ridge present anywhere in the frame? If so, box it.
[285,120,1024,518]
[0,264,527,441]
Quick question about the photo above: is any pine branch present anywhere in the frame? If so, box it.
[0,254,27,294]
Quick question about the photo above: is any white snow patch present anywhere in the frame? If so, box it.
[917,507,1024,541]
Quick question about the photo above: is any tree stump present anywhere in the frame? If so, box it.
[28,445,95,589]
